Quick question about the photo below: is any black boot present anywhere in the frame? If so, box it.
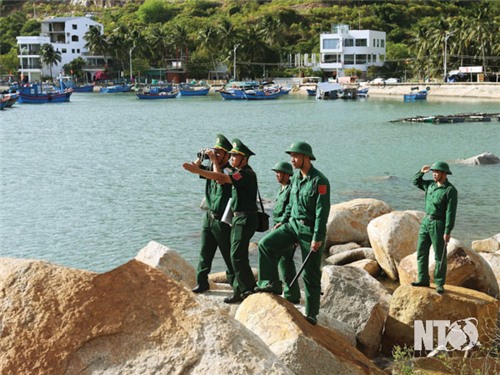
[192,284,209,293]
[411,280,430,287]
[223,294,243,304]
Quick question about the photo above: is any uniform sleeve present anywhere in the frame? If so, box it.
[229,169,245,188]
[445,187,458,235]
[313,178,330,243]
[412,171,426,191]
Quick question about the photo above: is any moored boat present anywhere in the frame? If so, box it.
[357,88,369,98]
[136,90,179,100]
[219,89,246,100]
[306,88,317,96]
[18,83,72,104]
[0,96,8,110]
[243,89,280,100]
[404,86,430,101]
[179,83,210,96]
[100,84,132,93]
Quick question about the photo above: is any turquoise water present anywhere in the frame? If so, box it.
[1,92,499,273]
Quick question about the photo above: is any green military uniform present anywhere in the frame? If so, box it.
[258,143,330,321]
[413,162,458,289]
[271,162,300,303]
[196,135,234,289]
[227,139,258,299]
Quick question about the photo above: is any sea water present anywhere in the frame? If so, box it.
[1,92,499,272]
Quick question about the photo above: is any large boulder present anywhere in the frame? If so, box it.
[325,247,375,265]
[459,152,500,165]
[135,240,196,288]
[235,293,384,375]
[479,252,500,289]
[0,258,292,375]
[348,259,381,278]
[398,238,500,299]
[472,233,500,253]
[328,242,361,255]
[320,265,391,358]
[367,210,424,280]
[326,198,393,245]
[383,285,498,353]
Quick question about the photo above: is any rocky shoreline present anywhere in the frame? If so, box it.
[1,196,499,374]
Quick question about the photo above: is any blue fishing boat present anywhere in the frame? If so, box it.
[72,84,94,93]
[179,83,210,96]
[100,84,132,93]
[306,88,316,96]
[243,89,280,100]
[357,88,369,98]
[404,87,430,101]
[219,89,246,100]
[18,83,72,104]
[60,79,94,93]
[0,97,8,110]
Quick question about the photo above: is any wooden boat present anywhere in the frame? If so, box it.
[100,84,132,93]
[219,89,246,100]
[243,89,280,100]
[357,88,369,98]
[60,79,94,93]
[404,87,430,101]
[72,84,94,93]
[306,88,316,96]
[179,83,210,96]
[136,90,179,100]
[18,83,72,104]
[316,82,343,100]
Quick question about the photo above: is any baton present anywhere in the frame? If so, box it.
[438,241,448,274]
[289,249,314,288]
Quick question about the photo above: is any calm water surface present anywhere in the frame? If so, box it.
[1,92,499,273]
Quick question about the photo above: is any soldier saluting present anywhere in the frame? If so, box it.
[411,161,458,294]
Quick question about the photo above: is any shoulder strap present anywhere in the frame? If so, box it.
[257,185,265,213]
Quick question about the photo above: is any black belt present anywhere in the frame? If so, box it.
[233,211,257,217]
[208,211,221,220]
[427,214,444,221]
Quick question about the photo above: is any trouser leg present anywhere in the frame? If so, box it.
[230,214,258,295]
[196,214,217,286]
[416,220,432,284]
[213,219,235,287]
[430,220,447,287]
[257,223,296,294]
[279,245,300,301]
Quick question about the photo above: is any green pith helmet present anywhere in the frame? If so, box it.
[431,161,452,175]
[285,141,316,160]
[272,161,293,175]
[229,138,255,158]
[213,134,232,152]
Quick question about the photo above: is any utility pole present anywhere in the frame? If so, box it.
[233,44,240,80]
[444,32,454,82]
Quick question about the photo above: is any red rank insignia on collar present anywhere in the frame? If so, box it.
[318,184,327,195]
[233,171,242,181]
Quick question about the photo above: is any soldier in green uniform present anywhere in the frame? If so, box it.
[189,134,234,293]
[256,142,330,325]
[411,161,458,294]
[183,138,258,304]
[270,161,301,304]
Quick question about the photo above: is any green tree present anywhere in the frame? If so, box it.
[137,0,178,24]
[84,25,109,65]
[39,43,62,78]
[63,57,85,81]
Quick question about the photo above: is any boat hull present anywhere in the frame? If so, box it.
[179,87,210,96]
[136,91,179,100]
[72,85,94,93]
[18,91,72,104]
[100,84,132,93]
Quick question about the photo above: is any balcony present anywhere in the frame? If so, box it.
[320,62,343,70]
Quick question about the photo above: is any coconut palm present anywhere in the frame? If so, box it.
[39,43,62,78]
[196,25,221,78]
[84,25,109,65]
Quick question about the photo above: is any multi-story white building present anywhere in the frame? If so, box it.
[319,24,386,79]
[17,16,105,82]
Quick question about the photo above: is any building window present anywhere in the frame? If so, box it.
[72,35,79,42]
[372,54,376,62]
[323,38,339,49]
[344,39,354,47]
[324,54,339,63]
[72,49,75,53]
[381,40,385,48]
[344,54,354,64]
[62,48,67,53]
[373,38,376,47]
[355,39,367,47]
[356,54,367,64]
[72,24,77,30]
[77,49,80,53]
[377,39,380,47]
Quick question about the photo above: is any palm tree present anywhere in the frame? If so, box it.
[84,25,109,66]
[196,25,221,78]
[39,43,62,79]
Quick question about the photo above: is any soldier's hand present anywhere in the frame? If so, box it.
[421,165,431,173]
[273,223,282,230]
[443,234,450,243]
[182,162,199,174]
[206,149,217,161]
[311,241,322,252]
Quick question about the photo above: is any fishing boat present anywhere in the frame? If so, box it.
[243,89,280,100]
[0,92,20,108]
[179,83,210,96]
[404,86,430,101]
[306,88,317,96]
[100,84,132,93]
[59,78,94,93]
[315,82,343,100]
[219,89,246,100]
[18,83,72,104]
[72,84,94,93]
[357,88,369,98]
[136,89,179,100]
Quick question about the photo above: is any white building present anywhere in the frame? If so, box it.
[319,24,386,79]
[17,16,105,82]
